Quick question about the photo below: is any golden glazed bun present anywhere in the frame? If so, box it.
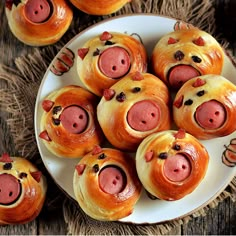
[0,154,47,225]
[5,0,73,46]
[136,129,209,201]
[39,85,104,158]
[151,27,224,90]
[76,31,147,96]
[97,72,172,151]
[73,146,142,221]
[69,0,131,15]
[173,75,236,140]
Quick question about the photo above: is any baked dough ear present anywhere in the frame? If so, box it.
[76,31,147,96]
[173,75,236,140]
[0,154,47,225]
[73,146,142,221]
[151,28,224,90]
[5,0,73,46]
[136,129,209,201]
[69,0,131,15]
[39,85,104,158]
[97,72,172,151]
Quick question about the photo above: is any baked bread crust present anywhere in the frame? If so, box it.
[151,28,224,90]
[77,31,147,96]
[0,156,47,225]
[69,0,131,15]
[173,75,236,139]
[39,85,104,158]
[97,72,172,151]
[73,147,142,221]
[5,0,73,46]
[136,130,209,201]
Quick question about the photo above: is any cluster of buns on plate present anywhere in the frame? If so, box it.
[5,0,131,46]
[38,26,236,221]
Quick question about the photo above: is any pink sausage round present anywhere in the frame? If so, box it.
[127,100,161,131]
[169,65,200,89]
[98,46,130,78]
[99,167,126,194]
[60,106,88,134]
[24,0,51,23]
[0,174,21,205]
[195,100,226,129]
[163,154,191,182]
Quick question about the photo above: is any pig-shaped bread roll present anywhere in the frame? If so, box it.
[0,154,47,225]
[173,75,236,140]
[5,0,73,46]
[69,0,130,15]
[151,28,224,90]
[77,31,147,96]
[136,129,209,201]
[73,146,142,221]
[97,72,172,151]
[39,85,104,158]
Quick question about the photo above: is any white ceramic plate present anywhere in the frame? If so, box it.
[34,14,236,224]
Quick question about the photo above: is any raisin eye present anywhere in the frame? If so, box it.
[192,56,202,63]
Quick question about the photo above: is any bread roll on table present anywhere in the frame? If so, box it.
[97,72,171,151]
[5,0,73,46]
[69,0,131,15]
[73,146,142,221]
[0,154,47,225]
[173,75,236,140]
[136,129,209,201]
[151,27,224,90]
[39,85,104,158]
[76,31,147,96]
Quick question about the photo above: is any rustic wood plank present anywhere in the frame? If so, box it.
[182,198,236,235]
[37,208,68,235]
[0,4,34,68]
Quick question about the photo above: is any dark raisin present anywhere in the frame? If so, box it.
[174,50,184,61]
[173,144,181,150]
[192,55,202,63]
[105,41,115,46]
[98,153,106,159]
[3,163,12,170]
[184,99,193,105]
[93,48,100,56]
[116,92,126,102]
[158,152,168,159]
[52,118,60,126]
[197,90,205,96]
[19,172,28,179]
[53,106,62,115]
[132,87,141,93]
[93,164,99,173]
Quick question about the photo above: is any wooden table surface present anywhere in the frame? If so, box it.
[0,1,236,235]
